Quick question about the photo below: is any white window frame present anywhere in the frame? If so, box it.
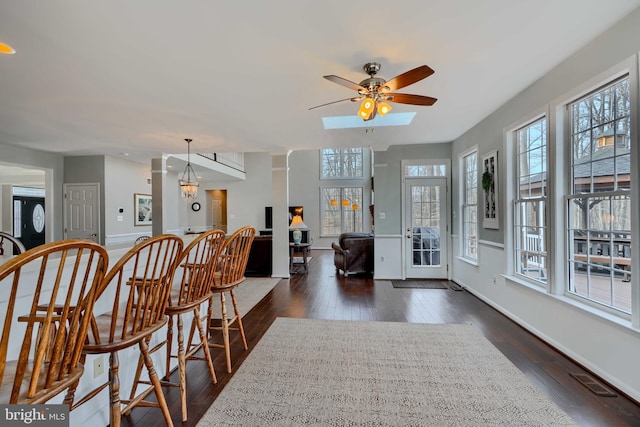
[512,116,549,286]
[550,55,638,323]
[459,147,478,262]
[566,76,632,314]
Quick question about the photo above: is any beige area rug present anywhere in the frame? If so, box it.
[211,277,280,319]
[197,318,577,427]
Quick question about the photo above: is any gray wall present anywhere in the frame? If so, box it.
[104,155,156,238]
[373,143,452,236]
[449,6,640,401]
[0,143,64,241]
[288,148,373,249]
[198,152,273,234]
[451,6,640,245]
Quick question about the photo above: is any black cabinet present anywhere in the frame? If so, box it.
[245,236,272,277]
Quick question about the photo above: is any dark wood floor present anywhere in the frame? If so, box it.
[123,249,640,427]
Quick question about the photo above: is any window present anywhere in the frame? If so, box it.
[514,118,547,284]
[461,151,478,260]
[567,77,631,313]
[321,148,363,179]
[404,164,447,177]
[320,187,363,235]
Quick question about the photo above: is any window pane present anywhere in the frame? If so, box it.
[321,186,364,235]
[321,149,341,178]
[343,148,363,178]
[462,152,477,260]
[405,164,447,177]
[321,148,364,179]
[514,117,547,284]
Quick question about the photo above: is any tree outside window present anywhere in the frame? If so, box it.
[321,187,363,235]
[568,77,631,313]
[321,148,363,179]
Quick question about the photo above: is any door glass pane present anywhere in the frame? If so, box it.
[411,185,441,267]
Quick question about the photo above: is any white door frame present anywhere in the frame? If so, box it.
[401,160,451,280]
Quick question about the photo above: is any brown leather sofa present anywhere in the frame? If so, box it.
[331,232,374,276]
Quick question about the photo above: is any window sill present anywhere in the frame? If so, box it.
[503,274,636,333]
[456,256,479,267]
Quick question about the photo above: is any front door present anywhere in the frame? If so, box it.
[64,183,100,243]
[13,196,46,251]
[404,178,448,279]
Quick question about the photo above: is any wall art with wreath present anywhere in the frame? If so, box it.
[481,150,499,229]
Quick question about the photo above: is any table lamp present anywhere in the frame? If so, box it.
[289,215,307,244]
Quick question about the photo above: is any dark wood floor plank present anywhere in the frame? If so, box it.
[119,249,640,427]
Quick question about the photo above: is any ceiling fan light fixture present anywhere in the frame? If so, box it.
[377,102,392,117]
[358,98,375,119]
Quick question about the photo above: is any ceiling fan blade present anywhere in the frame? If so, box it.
[308,97,361,110]
[380,65,434,93]
[323,75,367,92]
[386,93,437,106]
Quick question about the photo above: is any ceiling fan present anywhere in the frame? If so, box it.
[309,62,437,121]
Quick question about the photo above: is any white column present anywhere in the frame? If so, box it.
[151,157,169,235]
[271,153,290,278]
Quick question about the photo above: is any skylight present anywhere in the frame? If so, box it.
[322,112,416,129]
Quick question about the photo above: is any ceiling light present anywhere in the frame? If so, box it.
[377,102,392,117]
[0,42,15,54]
[358,98,375,119]
[179,138,199,202]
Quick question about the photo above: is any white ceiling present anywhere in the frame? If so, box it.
[2,1,640,167]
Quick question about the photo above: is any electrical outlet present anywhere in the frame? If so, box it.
[93,355,104,378]
[493,274,497,285]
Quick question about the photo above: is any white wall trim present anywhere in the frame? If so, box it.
[478,239,504,249]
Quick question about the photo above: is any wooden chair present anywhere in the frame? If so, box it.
[70,234,183,427]
[0,240,108,405]
[0,231,26,256]
[207,226,256,373]
[129,229,226,422]
[135,235,151,244]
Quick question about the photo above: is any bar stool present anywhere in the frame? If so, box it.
[207,226,256,373]
[70,234,183,427]
[0,231,26,256]
[129,229,226,422]
[0,240,108,404]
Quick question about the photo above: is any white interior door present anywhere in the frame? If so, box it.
[64,183,100,242]
[212,199,226,233]
[404,178,448,279]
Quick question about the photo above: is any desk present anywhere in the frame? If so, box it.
[289,242,311,274]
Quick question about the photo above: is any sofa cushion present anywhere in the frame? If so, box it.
[338,232,374,248]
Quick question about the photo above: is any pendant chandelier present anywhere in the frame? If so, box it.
[179,138,199,201]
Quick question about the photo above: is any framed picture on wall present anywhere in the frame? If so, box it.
[134,193,152,226]
[481,150,499,229]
